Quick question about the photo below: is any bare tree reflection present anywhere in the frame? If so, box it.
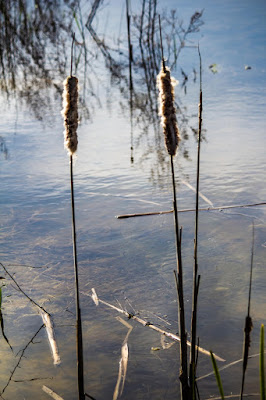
[0,0,85,120]
[0,0,204,184]
[85,1,204,185]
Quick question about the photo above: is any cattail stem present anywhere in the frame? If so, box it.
[158,24,189,397]
[171,155,190,399]
[240,221,254,399]
[70,154,85,400]
[62,57,84,399]
[190,45,202,394]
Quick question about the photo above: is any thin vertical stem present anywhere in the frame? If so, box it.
[70,33,75,77]
[240,221,255,399]
[171,155,189,399]
[70,155,85,400]
[126,0,133,91]
[158,15,166,72]
[190,45,202,394]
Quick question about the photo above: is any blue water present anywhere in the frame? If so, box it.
[0,1,265,399]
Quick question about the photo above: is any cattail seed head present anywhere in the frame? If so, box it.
[157,62,180,156]
[62,76,78,155]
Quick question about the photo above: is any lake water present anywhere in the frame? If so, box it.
[0,0,265,399]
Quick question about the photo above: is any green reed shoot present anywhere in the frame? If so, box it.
[210,350,225,400]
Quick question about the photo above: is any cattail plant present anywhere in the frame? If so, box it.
[157,16,190,400]
[62,35,85,400]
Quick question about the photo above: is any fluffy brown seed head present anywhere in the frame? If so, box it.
[62,76,78,155]
[157,63,180,156]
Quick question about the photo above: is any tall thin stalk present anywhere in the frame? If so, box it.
[158,16,189,399]
[126,0,133,91]
[189,45,202,396]
[240,221,254,399]
[70,154,85,400]
[260,324,266,400]
[62,35,85,400]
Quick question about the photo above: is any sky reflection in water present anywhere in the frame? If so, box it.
[0,0,266,399]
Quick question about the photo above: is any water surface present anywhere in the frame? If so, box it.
[0,0,265,399]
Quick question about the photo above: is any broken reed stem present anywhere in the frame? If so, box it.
[190,45,202,393]
[115,202,266,219]
[240,222,255,399]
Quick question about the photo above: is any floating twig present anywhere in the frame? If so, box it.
[116,202,266,219]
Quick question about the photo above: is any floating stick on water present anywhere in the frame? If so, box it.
[116,202,266,219]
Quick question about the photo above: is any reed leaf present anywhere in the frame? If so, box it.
[261,324,266,400]
[210,350,225,400]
